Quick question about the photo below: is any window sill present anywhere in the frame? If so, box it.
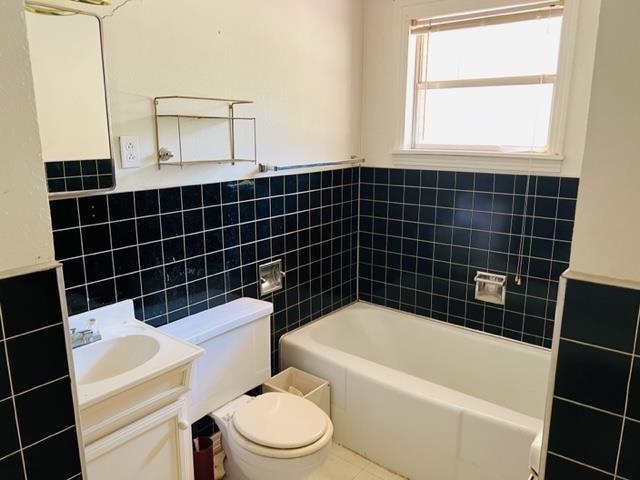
[392,149,564,175]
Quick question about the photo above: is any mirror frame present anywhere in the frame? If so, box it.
[26,2,117,199]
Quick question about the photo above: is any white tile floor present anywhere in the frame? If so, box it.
[310,443,406,480]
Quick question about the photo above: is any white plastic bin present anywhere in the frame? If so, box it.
[262,367,330,416]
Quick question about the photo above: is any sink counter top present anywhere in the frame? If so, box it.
[72,319,202,409]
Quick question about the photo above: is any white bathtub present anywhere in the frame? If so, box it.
[280,302,550,480]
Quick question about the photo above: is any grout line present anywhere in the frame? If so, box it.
[0,305,28,480]
[429,173,438,319]
[0,448,22,464]
[613,307,640,477]
[547,451,615,477]
[502,174,517,339]
[132,193,146,320]
[105,191,118,311]
[158,188,171,321]
[559,337,637,357]
[519,178,534,342]
[57,211,571,263]
[67,240,562,298]
[21,424,76,451]
[356,168,361,302]
[56,217,571,264]
[13,375,69,398]
[407,175,420,315]
[74,199,90,315]
[358,179,579,200]
[357,221,573,262]
[443,177,455,323]
[2,322,65,342]
[52,185,360,233]
[461,178,479,333]
[201,184,215,313]
[542,179,562,342]
[553,395,625,418]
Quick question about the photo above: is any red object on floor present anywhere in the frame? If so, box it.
[193,437,214,480]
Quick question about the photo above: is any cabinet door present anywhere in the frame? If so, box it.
[86,400,193,480]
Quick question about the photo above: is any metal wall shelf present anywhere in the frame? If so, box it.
[153,96,256,169]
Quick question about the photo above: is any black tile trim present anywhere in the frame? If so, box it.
[46,160,114,193]
[560,279,640,353]
[547,397,622,472]
[554,339,631,415]
[0,267,82,480]
[546,277,640,479]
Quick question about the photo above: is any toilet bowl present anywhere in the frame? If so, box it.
[212,393,333,480]
[159,298,332,479]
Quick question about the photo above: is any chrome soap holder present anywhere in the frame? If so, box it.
[474,272,506,305]
[259,260,285,296]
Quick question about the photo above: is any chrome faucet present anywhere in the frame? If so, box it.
[70,319,102,349]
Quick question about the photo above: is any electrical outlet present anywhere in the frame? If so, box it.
[119,136,140,168]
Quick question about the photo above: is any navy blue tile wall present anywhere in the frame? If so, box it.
[0,267,82,480]
[46,160,114,193]
[546,278,640,479]
[49,169,359,368]
[358,167,579,348]
[51,165,577,359]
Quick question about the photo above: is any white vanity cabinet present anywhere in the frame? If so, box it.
[68,302,203,480]
[85,399,193,480]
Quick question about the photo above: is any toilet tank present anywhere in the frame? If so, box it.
[160,298,273,423]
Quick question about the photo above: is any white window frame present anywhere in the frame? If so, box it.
[392,0,580,174]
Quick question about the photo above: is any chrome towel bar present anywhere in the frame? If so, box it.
[258,156,364,173]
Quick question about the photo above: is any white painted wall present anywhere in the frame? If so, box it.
[569,0,640,283]
[0,0,55,273]
[38,0,363,192]
[360,0,601,177]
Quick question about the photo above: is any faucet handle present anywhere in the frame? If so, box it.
[88,318,99,335]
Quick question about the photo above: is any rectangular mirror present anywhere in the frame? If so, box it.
[25,4,115,196]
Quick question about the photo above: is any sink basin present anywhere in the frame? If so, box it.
[74,334,160,385]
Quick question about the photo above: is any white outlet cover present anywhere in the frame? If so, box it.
[119,135,140,169]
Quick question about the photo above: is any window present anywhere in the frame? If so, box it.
[408,1,565,155]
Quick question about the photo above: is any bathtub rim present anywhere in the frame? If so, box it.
[280,299,552,355]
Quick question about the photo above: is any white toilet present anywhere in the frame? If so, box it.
[212,393,332,479]
[160,297,333,480]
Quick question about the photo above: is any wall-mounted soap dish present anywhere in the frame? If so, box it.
[474,272,506,305]
[259,260,285,296]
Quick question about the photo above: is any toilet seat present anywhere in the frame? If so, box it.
[228,393,333,459]
[228,416,333,459]
[234,392,328,448]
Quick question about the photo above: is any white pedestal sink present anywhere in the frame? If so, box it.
[69,301,203,480]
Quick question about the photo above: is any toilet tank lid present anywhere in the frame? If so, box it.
[159,298,273,345]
